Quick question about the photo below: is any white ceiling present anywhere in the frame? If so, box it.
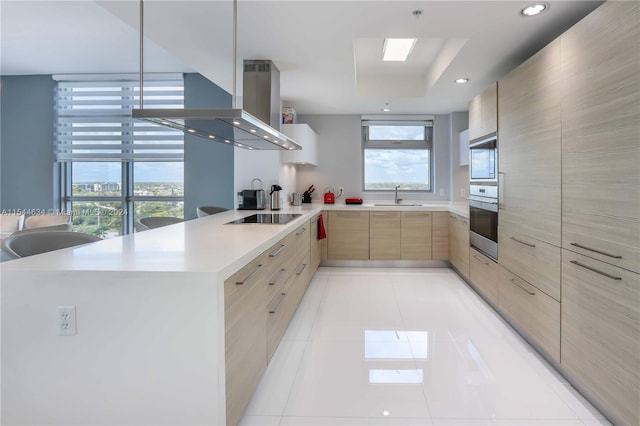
[1,0,603,115]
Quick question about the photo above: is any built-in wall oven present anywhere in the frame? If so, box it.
[469,184,498,260]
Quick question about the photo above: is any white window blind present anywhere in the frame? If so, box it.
[54,77,184,162]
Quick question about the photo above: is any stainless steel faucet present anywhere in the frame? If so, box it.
[394,185,403,204]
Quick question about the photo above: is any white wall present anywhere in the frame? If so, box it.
[295,114,456,202]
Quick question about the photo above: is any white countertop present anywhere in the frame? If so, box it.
[1,202,469,277]
[317,200,469,218]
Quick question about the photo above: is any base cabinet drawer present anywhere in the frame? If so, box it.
[498,266,560,362]
[449,213,469,278]
[498,221,560,301]
[469,248,499,305]
[267,252,311,360]
[561,250,639,426]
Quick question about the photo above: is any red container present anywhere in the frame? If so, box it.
[323,191,335,204]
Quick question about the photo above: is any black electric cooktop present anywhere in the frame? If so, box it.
[226,213,302,225]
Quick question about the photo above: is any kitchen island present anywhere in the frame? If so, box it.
[1,206,322,426]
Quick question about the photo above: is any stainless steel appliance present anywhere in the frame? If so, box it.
[226,214,302,225]
[469,184,498,260]
[270,185,282,210]
[469,133,497,183]
[238,178,266,210]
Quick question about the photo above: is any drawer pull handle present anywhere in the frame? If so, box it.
[570,260,622,281]
[449,215,458,220]
[405,212,430,217]
[296,227,307,236]
[236,264,264,285]
[473,254,490,265]
[269,244,287,257]
[510,278,535,295]
[570,243,622,259]
[269,293,288,314]
[510,236,536,248]
[337,212,361,217]
[296,263,308,276]
[269,268,287,286]
[460,219,468,224]
[373,213,396,217]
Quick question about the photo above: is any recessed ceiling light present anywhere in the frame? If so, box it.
[521,3,548,16]
[233,121,241,125]
[455,78,469,84]
[250,129,257,133]
[208,135,215,139]
[187,129,196,133]
[382,107,392,112]
[382,38,417,62]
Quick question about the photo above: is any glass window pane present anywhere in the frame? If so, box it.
[133,162,184,197]
[369,125,424,141]
[71,162,122,196]
[364,149,430,191]
[134,201,184,224]
[70,201,124,238]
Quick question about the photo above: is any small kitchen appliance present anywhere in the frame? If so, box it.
[345,197,363,205]
[270,184,283,210]
[291,192,303,206]
[238,178,266,210]
[323,188,335,204]
[226,213,302,225]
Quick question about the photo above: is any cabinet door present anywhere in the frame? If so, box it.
[370,211,401,260]
[498,266,560,362]
[448,214,469,278]
[309,215,321,271]
[562,250,639,425]
[327,211,370,259]
[469,247,499,305]
[431,211,449,260]
[498,39,561,247]
[401,211,432,260]
[224,253,269,426]
[480,82,498,136]
[561,1,640,273]
[468,93,482,140]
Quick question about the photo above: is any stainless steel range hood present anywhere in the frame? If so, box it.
[131,0,300,150]
[132,60,301,151]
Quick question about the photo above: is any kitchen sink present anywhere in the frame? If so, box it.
[373,203,423,207]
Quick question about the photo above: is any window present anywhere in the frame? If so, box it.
[55,75,184,238]
[362,120,433,191]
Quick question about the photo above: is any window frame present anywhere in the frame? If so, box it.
[361,119,434,193]
[55,75,185,237]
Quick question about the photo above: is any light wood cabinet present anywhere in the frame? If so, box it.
[498,219,560,302]
[224,252,269,426]
[469,247,499,306]
[327,211,370,259]
[498,39,561,248]
[401,211,432,260]
[448,213,469,278]
[370,211,401,260]
[309,214,321,271]
[560,1,640,274]
[469,82,498,140]
[497,266,560,362]
[561,250,639,425]
[431,211,449,260]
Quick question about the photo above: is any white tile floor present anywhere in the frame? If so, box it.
[239,267,609,426]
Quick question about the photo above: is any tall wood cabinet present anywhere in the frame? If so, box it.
[561,1,640,275]
[498,38,562,302]
[468,82,498,140]
[559,2,640,425]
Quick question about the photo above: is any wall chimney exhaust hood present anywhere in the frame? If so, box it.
[131,1,301,151]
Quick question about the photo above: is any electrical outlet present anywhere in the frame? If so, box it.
[339,187,344,194]
[58,306,76,336]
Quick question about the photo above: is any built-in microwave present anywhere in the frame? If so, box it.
[469,133,497,183]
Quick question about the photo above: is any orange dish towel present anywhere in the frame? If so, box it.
[317,214,327,240]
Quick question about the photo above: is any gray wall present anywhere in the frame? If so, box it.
[183,73,234,219]
[295,114,455,202]
[0,75,56,211]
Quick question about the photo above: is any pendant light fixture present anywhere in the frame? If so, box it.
[132,0,301,151]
